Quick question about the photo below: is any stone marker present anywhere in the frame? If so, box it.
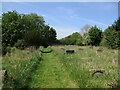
[0,70,8,82]
[89,46,93,49]
[60,48,65,51]
[66,50,74,54]
[79,48,83,51]
[89,69,105,77]
[96,49,103,53]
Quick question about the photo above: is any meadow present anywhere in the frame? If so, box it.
[2,45,118,88]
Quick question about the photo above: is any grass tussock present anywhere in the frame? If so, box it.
[2,47,42,88]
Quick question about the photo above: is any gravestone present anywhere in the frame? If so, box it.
[89,46,93,49]
[66,50,74,54]
[60,48,65,51]
[96,49,103,53]
[89,69,105,77]
[79,48,83,51]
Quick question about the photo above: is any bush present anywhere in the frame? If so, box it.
[14,40,28,50]
[2,44,11,56]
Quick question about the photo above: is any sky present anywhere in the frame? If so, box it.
[2,2,118,39]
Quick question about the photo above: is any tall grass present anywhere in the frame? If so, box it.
[2,45,118,88]
[2,47,42,88]
[53,45,118,88]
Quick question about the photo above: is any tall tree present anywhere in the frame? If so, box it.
[41,25,57,47]
[2,11,45,47]
[104,18,120,49]
[88,26,102,46]
[2,11,21,46]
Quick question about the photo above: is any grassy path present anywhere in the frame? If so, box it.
[29,51,79,88]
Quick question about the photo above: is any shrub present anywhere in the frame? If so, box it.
[14,40,28,50]
[2,44,11,56]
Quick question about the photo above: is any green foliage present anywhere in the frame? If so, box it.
[41,25,57,47]
[99,38,108,47]
[88,26,102,46]
[20,13,45,31]
[2,11,22,46]
[60,32,83,45]
[24,25,57,48]
[2,11,45,47]
[24,30,42,46]
[2,44,11,56]
[104,18,120,49]
[2,11,57,55]
[2,48,42,88]
[82,33,91,45]
[14,40,28,50]
[104,27,119,49]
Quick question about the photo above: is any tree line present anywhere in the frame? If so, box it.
[60,19,120,49]
[1,11,57,55]
[1,10,120,55]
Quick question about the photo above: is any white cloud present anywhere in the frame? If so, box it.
[70,14,78,18]
[80,17,109,27]
[56,6,74,15]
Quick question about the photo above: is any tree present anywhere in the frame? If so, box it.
[20,13,45,32]
[2,11,45,47]
[80,24,92,36]
[59,32,83,45]
[40,25,57,47]
[88,26,102,46]
[24,30,42,47]
[82,33,91,45]
[24,25,57,48]
[104,18,120,49]
[2,11,21,46]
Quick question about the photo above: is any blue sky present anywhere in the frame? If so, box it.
[2,2,118,39]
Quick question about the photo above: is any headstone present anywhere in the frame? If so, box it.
[96,49,103,53]
[79,48,83,51]
[66,50,74,54]
[89,69,105,77]
[89,46,93,49]
[60,48,65,51]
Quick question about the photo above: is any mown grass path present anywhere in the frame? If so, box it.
[29,51,79,88]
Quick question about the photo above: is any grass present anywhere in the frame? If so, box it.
[2,45,118,88]
[53,45,118,88]
[2,47,42,88]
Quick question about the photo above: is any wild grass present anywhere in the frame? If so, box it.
[2,45,118,88]
[2,47,42,88]
[52,45,118,88]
